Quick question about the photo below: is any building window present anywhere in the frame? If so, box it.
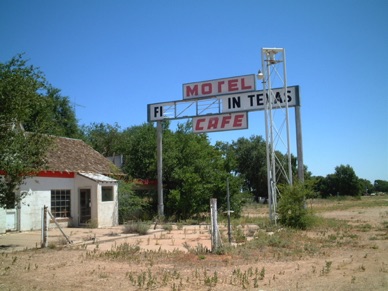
[51,189,71,218]
[102,186,113,201]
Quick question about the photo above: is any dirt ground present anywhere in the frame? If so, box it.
[0,196,387,290]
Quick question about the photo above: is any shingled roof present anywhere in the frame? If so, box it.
[44,137,121,175]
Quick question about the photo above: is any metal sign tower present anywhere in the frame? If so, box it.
[149,47,303,219]
[259,48,293,223]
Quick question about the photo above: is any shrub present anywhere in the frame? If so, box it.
[123,221,151,235]
[118,181,151,223]
[278,183,314,229]
[162,224,173,232]
[86,219,98,229]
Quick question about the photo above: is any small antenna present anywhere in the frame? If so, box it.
[72,97,85,115]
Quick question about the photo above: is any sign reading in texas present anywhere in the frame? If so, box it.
[221,86,300,113]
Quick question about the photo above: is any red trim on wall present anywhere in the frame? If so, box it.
[38,171,75,178]
[0,170,74,178]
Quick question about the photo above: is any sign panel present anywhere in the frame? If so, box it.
[148,102,175,121]
[147,98,221,122]
[148,86,300,122]
[183,74,256,100]
[193,112,248,133]
[221,86,299,113]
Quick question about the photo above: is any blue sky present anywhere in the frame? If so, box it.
[1,0,387,183]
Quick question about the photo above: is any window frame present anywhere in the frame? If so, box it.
[51,189,71,218]
[101,186,114,202]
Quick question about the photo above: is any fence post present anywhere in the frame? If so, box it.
[210,198,219,253]
[41,205,48,248]
[227,178,232,243]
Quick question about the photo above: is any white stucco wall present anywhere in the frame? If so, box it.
[0,208,6,234]
[19,177,75,231]
[97,183,119,227]
[0,174,119,232]
[75,174,118,228]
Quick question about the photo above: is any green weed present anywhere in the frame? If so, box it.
[123,221,151,235]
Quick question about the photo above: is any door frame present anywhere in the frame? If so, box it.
[79,188,92,225]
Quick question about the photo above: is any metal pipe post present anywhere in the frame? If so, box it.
[226,178,231,244]
[156,121,164,217]
[295,105,304,182]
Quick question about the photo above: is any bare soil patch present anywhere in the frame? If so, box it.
[1,196,387,290]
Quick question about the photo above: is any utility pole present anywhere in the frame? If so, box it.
[295,104,304,182]
[226,177,232,243]
[156,121,164,217]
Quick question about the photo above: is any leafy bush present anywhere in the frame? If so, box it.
[162,224,173,232]
[278,183,314,229]
[85,219,98,229]
[123,221,151,235]
[118,181,151,223]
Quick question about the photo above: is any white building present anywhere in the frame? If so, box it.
[0,136,121,233]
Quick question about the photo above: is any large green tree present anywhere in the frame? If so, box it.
[359,178,374,195]
[374,180,388,193]
[332,164,362,196]
[222,135,268,201]
[110,121,243,220]
[0,54,78,208]
[81,122,123,157]
[121,123,157,179]
[162,121,242,219]
[43,86,80,137]
[0,55,79,138]
[314,164,362,198]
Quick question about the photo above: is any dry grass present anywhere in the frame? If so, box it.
[1,195,387,290]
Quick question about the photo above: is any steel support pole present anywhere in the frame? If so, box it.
[283,50,293,186]
[156,121,164,217]
[295,105,304,182]
[262,50,273,222]
[226,178,231,244]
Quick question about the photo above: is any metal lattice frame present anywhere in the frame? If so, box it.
[260,48,293,223]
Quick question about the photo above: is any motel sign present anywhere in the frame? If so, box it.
[147,66,303,220]
[183,74,256,99]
